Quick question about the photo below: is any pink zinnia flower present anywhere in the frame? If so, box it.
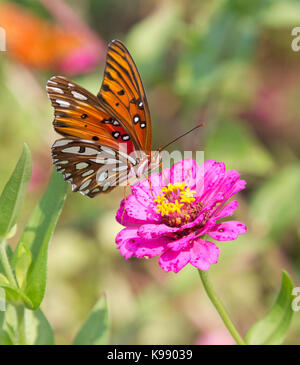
[115,159,247,273]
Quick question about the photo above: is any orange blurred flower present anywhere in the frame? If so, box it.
[0,3,103,75]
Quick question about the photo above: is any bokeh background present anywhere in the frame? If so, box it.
[0,0,300,345]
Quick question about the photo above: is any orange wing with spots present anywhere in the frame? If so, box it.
[97,40,152,155]
[47,40,153,197]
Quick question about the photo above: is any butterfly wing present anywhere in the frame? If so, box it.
[47,40,153,197]
[47,76,139,197]
[52,139,137,197]
[97,40,152,155]
[47,76,135,154]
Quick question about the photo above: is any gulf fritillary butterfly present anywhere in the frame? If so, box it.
[47,40,160,197]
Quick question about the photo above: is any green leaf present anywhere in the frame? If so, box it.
[0,311,13,345]
[6,224,17,240]
[0,144,32,240]
[14,243,32,289]
[245,271,294,345]
[73,294,110,345]
[23,308,54,345]
[0,282,33,308]
[0,273,9,286]
[12,169,67,310]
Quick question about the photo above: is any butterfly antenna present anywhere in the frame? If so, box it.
[159,123,205,151]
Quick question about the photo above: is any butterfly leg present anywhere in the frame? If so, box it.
[121,184,130,225]
[159,159,168,186]
[147,176,155,199]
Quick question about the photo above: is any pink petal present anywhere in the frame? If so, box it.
[131,174,162,205]
[213,200,239,219]
[167,233,196,251]
[116,227,169,259]
[208,221,247,241]
[190,239,219,270]
[199,160,226,198]
[159,248,191,273]
[138,223,177,239]
[170,159,197,188]
[116,228,140,259]
[217,170,241,198]
[116,195,160,226]
[131,181,154,207]
[147,172,164,196]
[134,238,169,258]
[228,179,247,198]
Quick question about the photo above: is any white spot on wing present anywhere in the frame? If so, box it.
[56,99,70,107]
[62,147,80,153]
[102,182,110,191]
[76,162,89,170]
[82,148,98,156]
[82,170,94,177]
[97,171,108,182]
[53,139,72,147]
[79,179,92,190]
[80,189,90,196]
[71,91,88,100]
[47,86,64,94]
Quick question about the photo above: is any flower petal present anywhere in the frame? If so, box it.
[213,200,239,219]
[190,239,219,270]
[138,223,177,239]
[167,233,196,251]
[208,221,247,241]
[116,227,169,259]
[116,195,160,226]
[170,158,197,188]
[131,173,163,205]
[199,160,226,198]
[159,248,190,273]
[116,228,140,259]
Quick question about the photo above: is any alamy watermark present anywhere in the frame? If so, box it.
[291,27,300,52]
[0,27,6,51]
[90,148,205,192]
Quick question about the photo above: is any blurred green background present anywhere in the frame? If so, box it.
[0,0,300,344]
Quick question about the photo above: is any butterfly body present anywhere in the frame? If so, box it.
[47,40,159,197]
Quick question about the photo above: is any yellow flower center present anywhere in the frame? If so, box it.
[154,182,202,227]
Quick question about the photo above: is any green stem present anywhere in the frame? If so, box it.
[16,305,26,345]
[198,269,246,345]
[0,240,17,287]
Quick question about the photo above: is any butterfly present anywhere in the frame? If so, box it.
[47,40,160,197]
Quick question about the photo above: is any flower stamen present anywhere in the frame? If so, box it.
[154,182,202,227]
